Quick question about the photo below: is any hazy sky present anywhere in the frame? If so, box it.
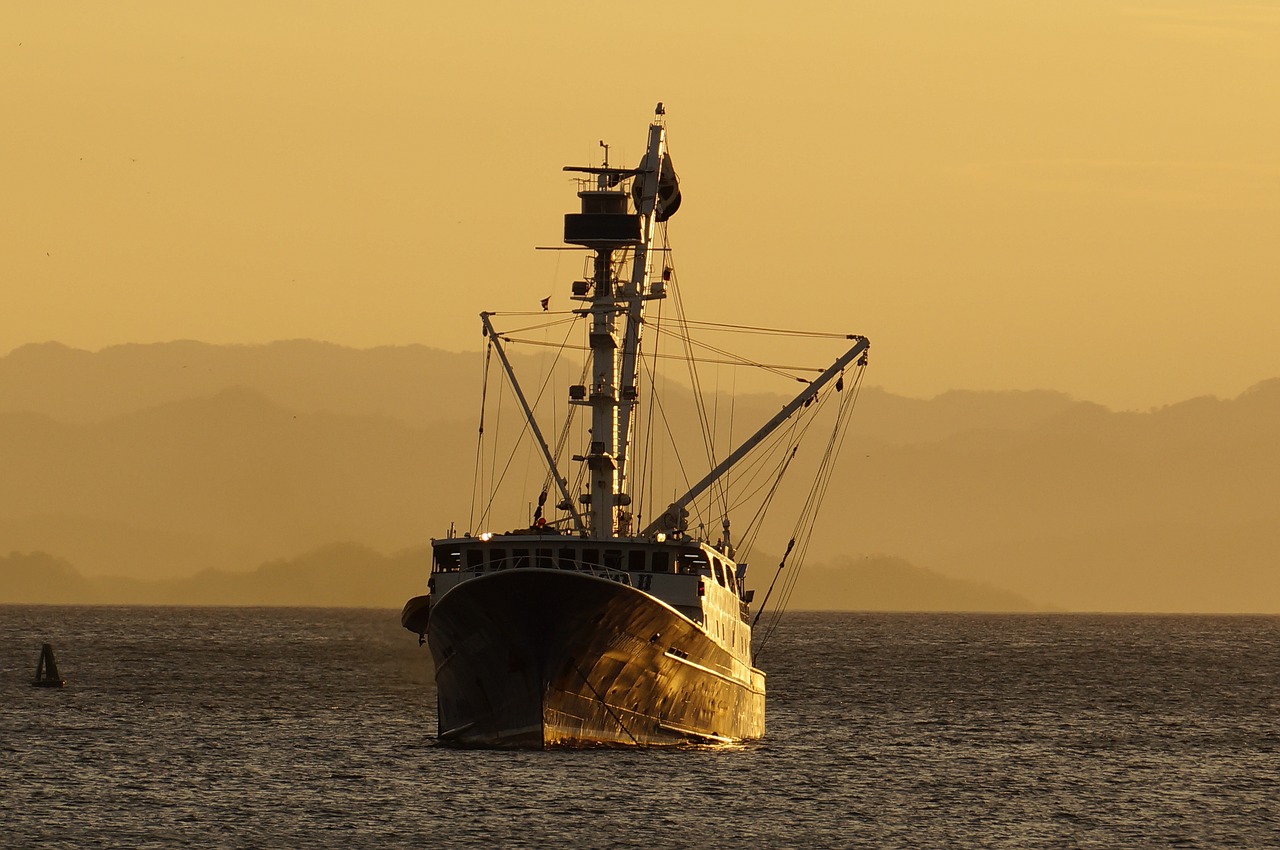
[5,1,1277,410]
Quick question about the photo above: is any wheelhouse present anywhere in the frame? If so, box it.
[430,534,751,623]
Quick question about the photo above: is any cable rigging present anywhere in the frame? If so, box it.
[752,361,869,663]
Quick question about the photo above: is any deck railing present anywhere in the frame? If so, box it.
[472,557,633,587]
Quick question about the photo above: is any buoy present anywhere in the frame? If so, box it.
[31,643,66,688]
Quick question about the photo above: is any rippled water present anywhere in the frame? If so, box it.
[2,607,1277,848]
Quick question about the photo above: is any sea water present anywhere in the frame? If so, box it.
[2,607,1276,848]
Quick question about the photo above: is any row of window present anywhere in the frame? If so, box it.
[433,544,741,595]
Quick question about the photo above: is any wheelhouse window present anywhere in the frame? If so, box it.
[513,548,530,569]
[490,548,507,569]
[678,550,710,576]
[558,548,577,569]
[651,551,670,573]
[604,550,623,572]
[466,549,484,571]
[628,550,646,572]
[536,548,554,569]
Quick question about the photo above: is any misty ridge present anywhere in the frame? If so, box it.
[2,340,1278,613]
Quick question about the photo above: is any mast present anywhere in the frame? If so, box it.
[563,105,671,539]
[615,120,668,518]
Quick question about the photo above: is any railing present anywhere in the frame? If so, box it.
[575,562,634,587]
[450,556,633,588]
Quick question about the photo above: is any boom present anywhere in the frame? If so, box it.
[640,334,870,537]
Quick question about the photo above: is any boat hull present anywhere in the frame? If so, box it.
[427,569,765,748]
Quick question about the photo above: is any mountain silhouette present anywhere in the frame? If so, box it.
[0,544,426,607]
[1,341,1276,612]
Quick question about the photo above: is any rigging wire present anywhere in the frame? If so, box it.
[524,320,577,477]
[735,418,809,560]
[476,380,542,529]
[522,317,562,524]
[637,253,667,533]
[709,353,727,537]
[478,347,509,529]
[764,390,852,630]
[544,356,590,511]
[470,341,495,534]
[668,319,855,339]
[480,316,584,529]
[739,386,839,544]
[638,329,697,521]
[753,362,868,661]
[496,332,831,378]
[726,420,804,515]
[651,323,814,382]
[719,366,737,547]
[484,314,581,335]
[663,243,730,529]
[736,446,798,566]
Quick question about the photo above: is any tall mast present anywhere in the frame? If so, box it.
[616,120,667,519]
[563,105,671,539]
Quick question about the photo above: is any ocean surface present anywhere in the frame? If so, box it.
[2,607,1276,849]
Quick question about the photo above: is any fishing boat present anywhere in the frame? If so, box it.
[403,104,869,747]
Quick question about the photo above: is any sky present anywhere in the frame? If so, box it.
[4,1,1278,411]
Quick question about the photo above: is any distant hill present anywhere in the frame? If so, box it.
[0,387,457,578]
[941,517,1280,614]
[0,340,1084,440]
[785,555,1039,612]
[0,547,1033,613]
[1,341,1278,612]
[825,378,1280,612]
[0,544,427,608]
[0,340,480,426]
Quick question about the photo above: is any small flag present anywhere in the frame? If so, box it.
[540,296,551,311]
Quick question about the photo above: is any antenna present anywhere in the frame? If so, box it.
[599,140,609,168]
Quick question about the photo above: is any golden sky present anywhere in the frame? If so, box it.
[4,1,1278,410]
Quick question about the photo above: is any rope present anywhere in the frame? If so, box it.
[573,663,639,745]
[669,319,855,339]
[469,341,493,533]
[499,333,830,378]
[664,257,729,529]
[753,363,868,661]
